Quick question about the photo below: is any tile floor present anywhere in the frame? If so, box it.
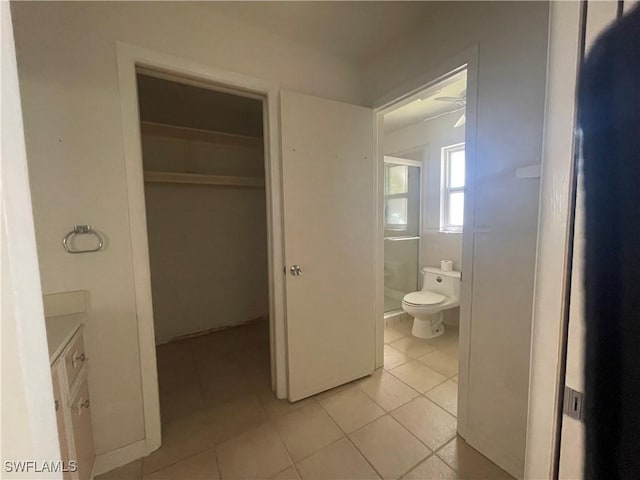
[97,318,513,480]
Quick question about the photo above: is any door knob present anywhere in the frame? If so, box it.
[290,265,302,276]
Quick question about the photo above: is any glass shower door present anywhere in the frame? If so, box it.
[384,159,421,313]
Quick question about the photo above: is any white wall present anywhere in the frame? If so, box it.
[1,3,61,477]
[367,2,549,476]
[10,1,364,456]
[385,112,465,272]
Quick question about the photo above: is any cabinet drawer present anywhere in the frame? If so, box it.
[69,379,95,480]
[64,332,87,389]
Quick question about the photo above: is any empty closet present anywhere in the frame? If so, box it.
[136,72,268,345]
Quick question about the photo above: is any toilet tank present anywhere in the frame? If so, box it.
[421,267,461,299]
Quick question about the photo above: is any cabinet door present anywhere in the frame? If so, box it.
[51,368,72,480]
[69,378,95,480]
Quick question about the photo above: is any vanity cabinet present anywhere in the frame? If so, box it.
[49,322,95,480]
[51,369,71,480]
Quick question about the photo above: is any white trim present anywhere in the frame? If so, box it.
[524,2,582,478]
[115,43,287,461]
[383,155,422,168]
[455,51,477,451]
[373,47,479,445]
[90,439,147,479]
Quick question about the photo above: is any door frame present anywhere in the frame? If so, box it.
[523,3,582,476]
[524,1,624,477]
[115,42,287,454]
[372,46,479,440]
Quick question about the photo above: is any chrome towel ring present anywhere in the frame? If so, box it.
[62,225,104,254]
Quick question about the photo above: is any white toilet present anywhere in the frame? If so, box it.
[401,267,461,339]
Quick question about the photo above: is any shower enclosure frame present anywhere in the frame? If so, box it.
[383,155,423,316]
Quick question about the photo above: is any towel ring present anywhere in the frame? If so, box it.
[62,225,104,254]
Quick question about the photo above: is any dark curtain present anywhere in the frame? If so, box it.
[579,5,640,479]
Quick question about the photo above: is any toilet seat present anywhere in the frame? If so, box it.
[402,290,446,306]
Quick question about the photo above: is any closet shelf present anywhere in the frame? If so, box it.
[141,121,263,149]
[144,171,265,188]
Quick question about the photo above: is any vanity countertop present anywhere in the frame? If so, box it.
[45,314,85,364]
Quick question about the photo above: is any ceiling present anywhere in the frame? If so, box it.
[208,2,436,64]
[384,71,467,133]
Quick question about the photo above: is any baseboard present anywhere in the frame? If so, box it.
[90,439,148,479]
[157,316,268,346]
[458,427,524,479]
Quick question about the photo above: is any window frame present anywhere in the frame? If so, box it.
[440,143,466,233]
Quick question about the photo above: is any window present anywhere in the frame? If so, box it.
[441,144,465,233]
[384,164,409,230]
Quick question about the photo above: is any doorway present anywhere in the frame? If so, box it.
[381,66,466,425]
[376,66,511,477]
[118,44,377,456]
[134,70,274,426]
[116,43,289,453]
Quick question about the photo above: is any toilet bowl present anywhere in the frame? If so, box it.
[402,267,461,339]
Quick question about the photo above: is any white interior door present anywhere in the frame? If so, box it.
[280,91,375,401]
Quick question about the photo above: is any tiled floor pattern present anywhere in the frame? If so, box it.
[97,318,513,479]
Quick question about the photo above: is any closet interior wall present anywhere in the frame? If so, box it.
[138,74,269,344]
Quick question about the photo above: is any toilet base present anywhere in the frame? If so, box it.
[411,312,445,339]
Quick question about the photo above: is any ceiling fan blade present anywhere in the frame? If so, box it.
[454,113,466,128]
